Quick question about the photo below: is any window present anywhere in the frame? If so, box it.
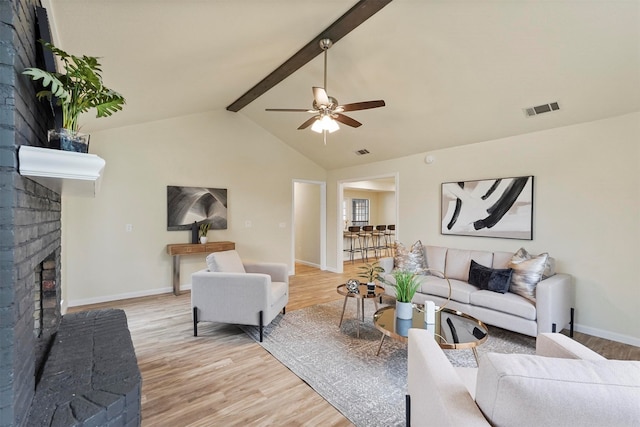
[351,198,369,226]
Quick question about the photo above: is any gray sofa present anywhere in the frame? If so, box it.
[408,329,640,426]
[379,245,574,337]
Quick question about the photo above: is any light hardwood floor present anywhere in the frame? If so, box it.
[68,261,639,426]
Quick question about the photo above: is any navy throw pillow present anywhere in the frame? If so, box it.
[468,260,492,288]
[487,268,513,293]
[468,260,513,294]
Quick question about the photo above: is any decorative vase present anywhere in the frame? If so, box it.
[200,236,208,244]
[396,301,413,320]
[395,317,412,337]
[48,129,90,153]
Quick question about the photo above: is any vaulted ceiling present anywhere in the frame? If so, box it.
[45,0,640,169]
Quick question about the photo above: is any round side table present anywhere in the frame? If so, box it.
[337,283,385,338]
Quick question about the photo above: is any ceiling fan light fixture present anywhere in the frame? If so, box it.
[265,36,384,141]
[311,115,340,133]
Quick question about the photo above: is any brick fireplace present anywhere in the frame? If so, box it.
[1,4,142,426]
[1,1,64,425]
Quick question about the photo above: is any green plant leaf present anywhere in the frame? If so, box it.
[22,41,125,132]
[22,68,70,100]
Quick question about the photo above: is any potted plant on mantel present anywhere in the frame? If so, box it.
[22,41,125,153]
[383,270,421,320]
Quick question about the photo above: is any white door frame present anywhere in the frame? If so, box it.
[291,179,327,275]
[336,172,399,274]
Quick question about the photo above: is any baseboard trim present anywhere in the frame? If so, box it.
[295,259,320,268]
[574,323,640,347]
[67,284,192,308]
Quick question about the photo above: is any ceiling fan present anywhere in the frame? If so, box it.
[266,38,385,144]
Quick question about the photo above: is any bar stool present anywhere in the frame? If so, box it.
[373,225,387,258]
[344,226,363,263]
[384,225,396,256]
[359,225,375,262]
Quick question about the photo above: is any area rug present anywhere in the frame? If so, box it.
[241,299,535,427]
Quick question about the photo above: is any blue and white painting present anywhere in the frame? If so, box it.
[441,176,533,240]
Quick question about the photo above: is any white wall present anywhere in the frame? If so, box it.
[377,192,396,226]
[294,182,321,266]
[327,113,640,345]
[62,110,326,305]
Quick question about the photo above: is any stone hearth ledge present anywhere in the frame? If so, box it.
[26,309,142,427]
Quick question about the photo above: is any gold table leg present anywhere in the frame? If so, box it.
[339,296,348,327]
[356,297,361,338]
[376,334,385,356]
[472,347,479,365]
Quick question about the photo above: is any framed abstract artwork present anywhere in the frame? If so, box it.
[441,176,533,240]
[167,186,228,231]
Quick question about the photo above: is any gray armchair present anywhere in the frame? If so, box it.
[191,250,289,342]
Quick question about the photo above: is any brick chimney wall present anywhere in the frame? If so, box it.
[0,1,61,426]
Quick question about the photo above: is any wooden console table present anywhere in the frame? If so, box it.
[166,241,235,295]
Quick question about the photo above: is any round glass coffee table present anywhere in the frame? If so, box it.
[337,283,385,338]
[373,304,489,361]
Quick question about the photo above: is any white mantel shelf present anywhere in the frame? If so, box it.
[18,146,106,197]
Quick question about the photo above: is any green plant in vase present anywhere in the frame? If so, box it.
[22,41,125,152]
[198,223,211,244]
[357,261,384,291]
[383,270,421,319]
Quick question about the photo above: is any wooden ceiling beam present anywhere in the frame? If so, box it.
[226,0,393,112]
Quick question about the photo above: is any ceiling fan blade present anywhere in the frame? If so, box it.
[298,116,320,130]
[266,108,316,113]
[334,113,362,128]
[340,100,386,112]
[313,87,330,106]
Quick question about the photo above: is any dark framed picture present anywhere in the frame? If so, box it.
[167,186,228,231]
[441,176,533,240]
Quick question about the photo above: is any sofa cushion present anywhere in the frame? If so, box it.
[418,276,476,304]
[393,240,427,274]
[425,245,447,278]
[468,260,512,293]
[445,249,493,282]
[492,251,514,269]
[476,353,640,427]
[206,250,246,273]
[509,250,549,302]
[469,290,536,320]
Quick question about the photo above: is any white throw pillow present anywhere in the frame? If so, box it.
[206,250,246,273]
[393,240,427,274]
[508,248,548,302]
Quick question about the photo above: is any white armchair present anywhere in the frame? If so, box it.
[191,250,289,342]
[407,329,640,426]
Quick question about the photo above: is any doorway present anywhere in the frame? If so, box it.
[292,180,326,275]
[337,174,398,273]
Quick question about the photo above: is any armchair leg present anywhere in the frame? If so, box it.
[570,307,575,337]
[193,307,198,337]
[282,307,286,315]
[406,394,411,427]
[259,310,264,342]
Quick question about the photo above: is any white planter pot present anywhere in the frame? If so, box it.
[396,301,413,320]
[200,236,208,244]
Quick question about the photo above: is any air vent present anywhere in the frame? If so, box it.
[523,101,560,117]
[354,149,370,156]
